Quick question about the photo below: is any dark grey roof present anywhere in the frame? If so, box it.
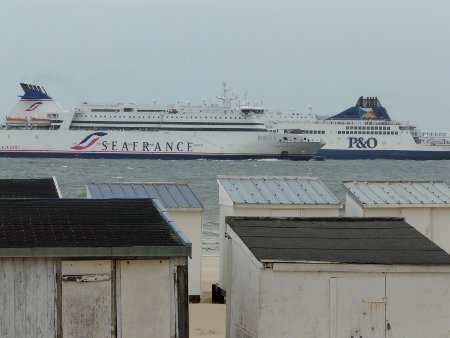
[226,217,450,265]
[86,183,203,209]
[218,176,340,205]
[0,178,60,198]
[0,199,190,258]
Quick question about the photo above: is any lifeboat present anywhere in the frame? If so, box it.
[30,117,51,127]
[5,116,27,127]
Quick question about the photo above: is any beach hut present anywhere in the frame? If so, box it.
[86,182,204,302]
[225,216,450,338]
[0,198,191,338]
[217,176,341,297]
[344,180,450,253]
[0,177,62,197]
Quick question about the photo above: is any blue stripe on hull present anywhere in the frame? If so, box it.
[318,149,450,160]
[0,152,313,161]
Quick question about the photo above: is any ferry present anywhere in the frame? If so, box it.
[263,97,450,160]
[0,83,323,160]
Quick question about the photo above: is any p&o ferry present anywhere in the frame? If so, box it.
[0,83,323,160]
[264,97,450,160]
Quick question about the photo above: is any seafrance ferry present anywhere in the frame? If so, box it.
[264,97,450,160]
[0,83,323,160]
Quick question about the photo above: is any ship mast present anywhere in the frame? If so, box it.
[216,81,237,108]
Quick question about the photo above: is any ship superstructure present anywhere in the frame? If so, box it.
[0,83,323,160]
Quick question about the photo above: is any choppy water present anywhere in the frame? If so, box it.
[2,158,450,255]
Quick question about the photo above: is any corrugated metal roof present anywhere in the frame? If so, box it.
[217,176,340,205]
[0,198,191,258]
[344,181,450,207]
[0,177,61,198]
[227,216,450,265]
[86,183,203,209]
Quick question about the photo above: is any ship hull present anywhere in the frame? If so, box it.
[0,129,321,160]
[318,148,450,160]
[265,119,450,160]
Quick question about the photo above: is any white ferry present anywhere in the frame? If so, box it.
[263,97,450,160]
[0,83,323,160]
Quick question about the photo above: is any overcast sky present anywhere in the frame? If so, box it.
[1,0,449,129]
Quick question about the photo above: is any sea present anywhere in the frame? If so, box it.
[3,158,450,255]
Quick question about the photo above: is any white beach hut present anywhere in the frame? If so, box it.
[216,176,341,298]
[86,182,204,302]
[225,216,450,338]
[0,198,190,337]
[344,180,450,253]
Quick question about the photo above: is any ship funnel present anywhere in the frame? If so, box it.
[6,83,66,120]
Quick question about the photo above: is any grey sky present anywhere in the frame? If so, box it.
[1,0,449,129]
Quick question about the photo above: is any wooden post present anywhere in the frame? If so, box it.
[176,265,189,338]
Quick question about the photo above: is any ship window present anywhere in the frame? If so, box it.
[383,131,386,134]
[395,131,398,135]
[124,108,134,112]
[91,109,120,112]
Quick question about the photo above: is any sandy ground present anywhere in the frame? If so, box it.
[190,256,226,338]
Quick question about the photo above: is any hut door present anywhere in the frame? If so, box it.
[60,260,114,338]
[330,277,386,338]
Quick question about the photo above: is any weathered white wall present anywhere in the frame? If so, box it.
[219,204,235,289]
[170,209,203,297]
[400,208,431,237]
[364,208,402,217]
[329,276,386,338]
[258,270,332,337]
[118,259,171,338]
[344,194,365,217]
[259,269,450,338]
[430,208,450,253]
[62,260,112,338]
[227,229,261,338]
[386,273,450,337]
[0,258,56,338]
[301,208,339,217]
